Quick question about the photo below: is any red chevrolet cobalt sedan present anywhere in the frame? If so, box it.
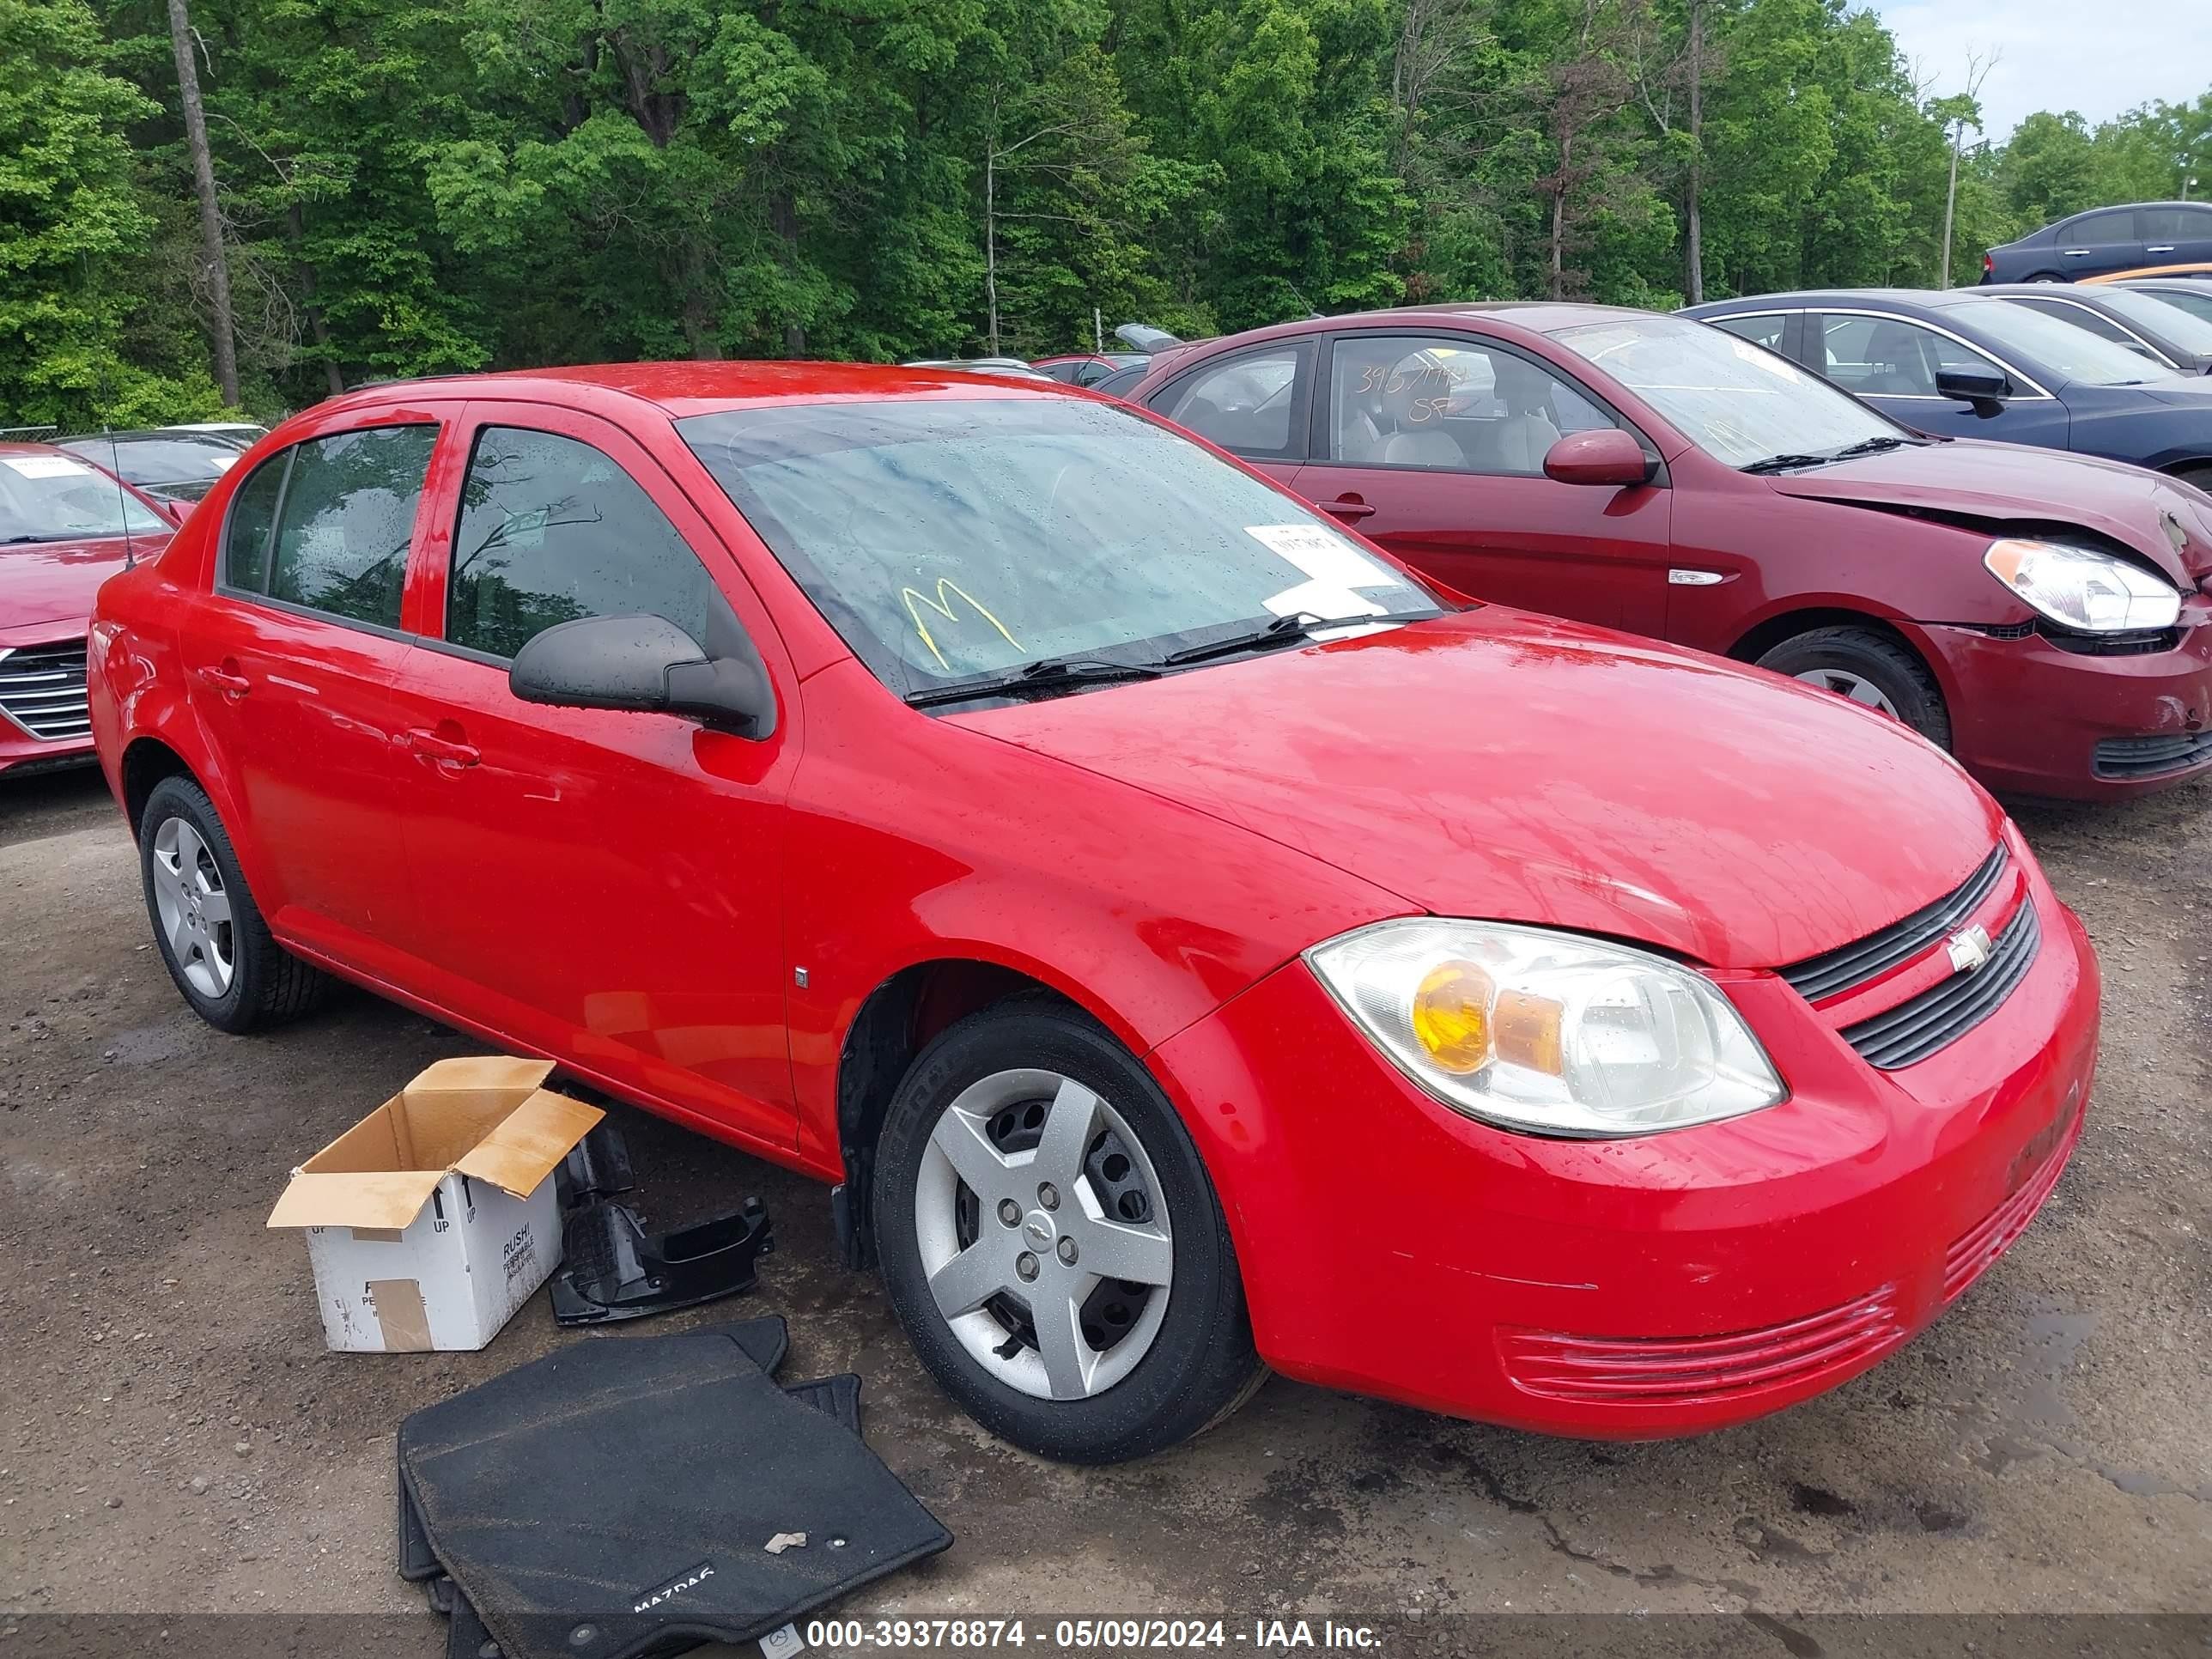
[88,367,2097,1462]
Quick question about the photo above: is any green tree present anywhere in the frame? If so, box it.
[0,0,222,425]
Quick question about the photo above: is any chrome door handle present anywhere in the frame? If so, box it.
[2148,245,2177,254]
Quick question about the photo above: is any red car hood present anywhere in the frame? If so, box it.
[1,534,149,635]
[956,610,2005,971]
[1765,439,2212,588]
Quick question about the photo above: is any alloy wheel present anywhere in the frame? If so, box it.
[150,817,235,998]
[1794,668,1900,719]
[913,1067,1174,1401]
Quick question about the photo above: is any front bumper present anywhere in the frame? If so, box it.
[1151,854,2100,1438]
[1915,618,2212,799]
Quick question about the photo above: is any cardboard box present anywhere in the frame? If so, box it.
[266,1057,603,1352]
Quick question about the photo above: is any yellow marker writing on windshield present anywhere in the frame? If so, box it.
[902,580,1021,671]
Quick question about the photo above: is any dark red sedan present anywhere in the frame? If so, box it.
[90,367,2094,1461]
[1127,305,2212,798]
[1,443,172,778]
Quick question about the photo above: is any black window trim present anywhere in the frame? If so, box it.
[1302,325,1668,485]
[214,419,440,637]
[1142,337,1316,464]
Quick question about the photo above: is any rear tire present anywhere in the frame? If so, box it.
[872,998,1262,1463]
[140,775,332,1034]
[1756,626,1951,750]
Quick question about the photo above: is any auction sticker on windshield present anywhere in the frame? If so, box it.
[1,455,92,479]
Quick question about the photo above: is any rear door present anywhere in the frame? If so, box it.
[179,416,442,955]
[383,400,801,1151]
[1813,311,2072,448]
[2137,204,2212,266]
[1284,328,1671,633]
[2053,208,2145,278]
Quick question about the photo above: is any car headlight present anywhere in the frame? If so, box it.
[1984,538,2181,632]
[1304,920,1785,1138]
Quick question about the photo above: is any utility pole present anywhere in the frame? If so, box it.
[1934,52,1996,291]
[984,137,1000,356]
[165,0,238,405]
[1685,0,1704,305]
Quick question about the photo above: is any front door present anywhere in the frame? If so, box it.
[177,420,440,956]
[384,402,801,1152]
[1289,330,1672,633]
[1814,313,2072,449]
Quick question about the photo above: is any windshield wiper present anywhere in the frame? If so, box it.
[1159,609,1437,667]
[903,656,1163,710]
[1829,435,1914,459]
[1740,452,1834,476]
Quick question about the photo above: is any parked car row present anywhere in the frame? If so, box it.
[66,335,2126,1464]
[1982,200,2212,283]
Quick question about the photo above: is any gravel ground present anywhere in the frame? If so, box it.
[0,765,2206,1653]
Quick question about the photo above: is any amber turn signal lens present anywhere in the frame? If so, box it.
[1412,959,1494,1074]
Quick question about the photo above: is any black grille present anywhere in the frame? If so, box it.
[2043,626,2181,657]
[0,640,90,743]
[2094,730,2212,780]
[1838,902,2040,1070]
[1778,843,2008,1004]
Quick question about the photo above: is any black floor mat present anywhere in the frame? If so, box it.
[398,1322,948,1659]
[399,1317,793,1584]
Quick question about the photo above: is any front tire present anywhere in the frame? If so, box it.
[872,999,1262,1463]
[1757,626,1951,750]
[140,775,331,1034]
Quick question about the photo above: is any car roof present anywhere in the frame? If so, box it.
[307,362,1088,422]
[1687,289,1995,316]
[1142,303,1664,367]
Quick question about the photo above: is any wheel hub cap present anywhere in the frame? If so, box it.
[913,1068,1175,1401]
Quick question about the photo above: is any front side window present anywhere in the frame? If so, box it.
[2089,285,2212,355]
[678,397,1438,697]
[447,428,725,662]
[2138,206,2212,241]
[264,425,436,629]
[0,452,167,544]
[1152,345,1305,458]
[1552,314,1901,466]
[1817,315,2000,398]
[1327,334,1615,475]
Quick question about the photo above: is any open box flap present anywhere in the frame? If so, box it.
[454,1089,605,1200]
[267,1168,449,1232]
[408,1056,556,1096]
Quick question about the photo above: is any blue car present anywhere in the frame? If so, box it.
[1980,202,2212,283]
[1682,289,2212,490]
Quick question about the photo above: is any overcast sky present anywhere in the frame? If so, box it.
[1867,0,2212,143]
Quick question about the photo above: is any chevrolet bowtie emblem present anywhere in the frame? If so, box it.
[1947,924,1993,975]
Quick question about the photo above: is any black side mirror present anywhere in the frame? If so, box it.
[509,614,775,738]
[1935,366,2010,415]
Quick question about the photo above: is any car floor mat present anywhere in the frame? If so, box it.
[398,1317,792,1583]
[398,1325,949,1659]
[550,1197,773,1326]
[779,1373,863,1437]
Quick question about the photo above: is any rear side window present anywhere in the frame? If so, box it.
[258,426,436,628]
[222,455,287,592]
[1707,313,1789,354]
[1151,343,1310,460]
[446,427,723,662]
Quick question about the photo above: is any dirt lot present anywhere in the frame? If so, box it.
[2,765,2207,1651]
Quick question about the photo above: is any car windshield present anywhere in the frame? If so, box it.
[0,453,167,543]
[2130,285,2212,326]
[61,435,244,486]
[1551,315,1901,467]
[2093,286,2212,355]
[678,397,1440,697]
[1947,299,2185,386]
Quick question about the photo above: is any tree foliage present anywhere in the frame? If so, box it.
[10,0,2209,426]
